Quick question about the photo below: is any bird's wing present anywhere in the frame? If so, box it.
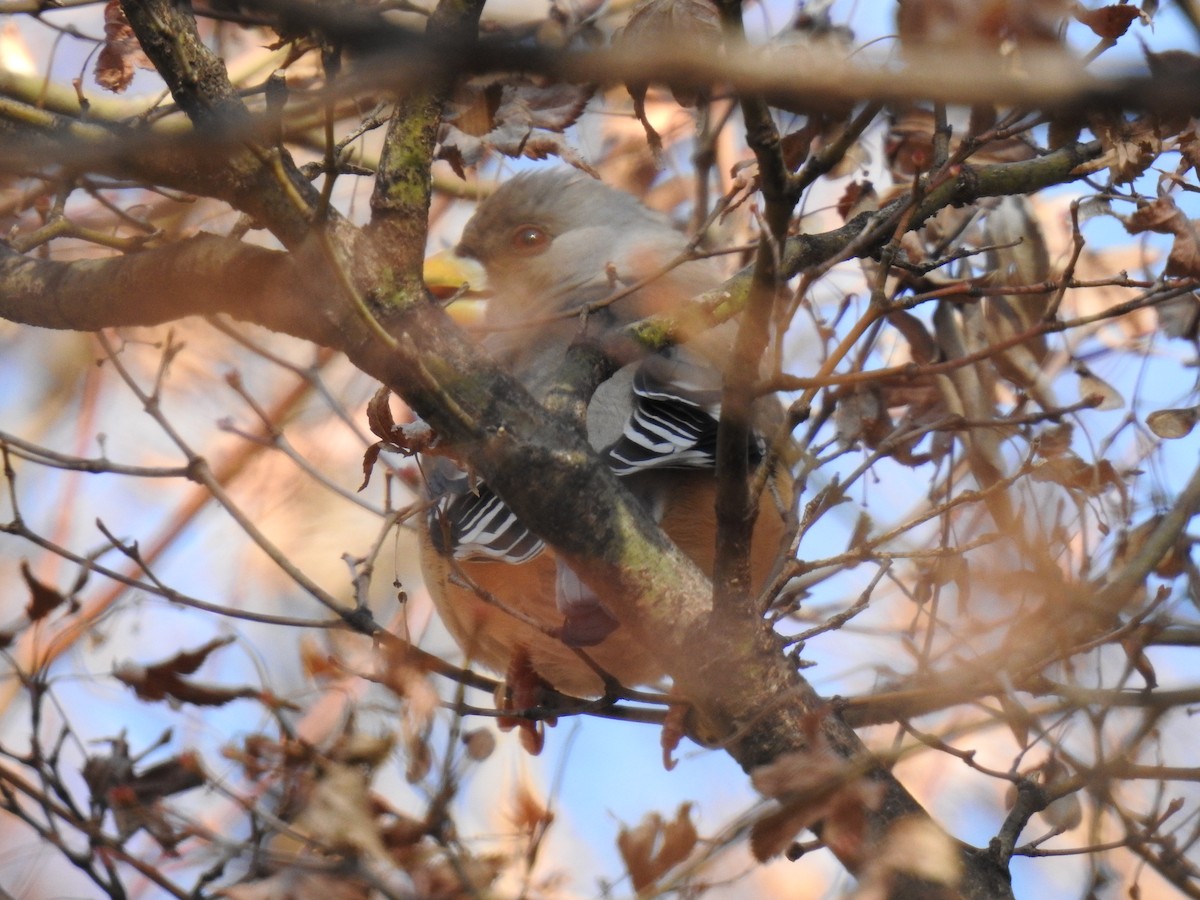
[425,458,545,564]
[428,344,766,562]
[603,345,765,475]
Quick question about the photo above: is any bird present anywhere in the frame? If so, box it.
[420,169,790,698]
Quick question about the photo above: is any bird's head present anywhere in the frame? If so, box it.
[457,170,694,327]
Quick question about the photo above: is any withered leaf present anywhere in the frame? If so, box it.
[617,0,721,108]
[865,817,963,891]
[495,652,551,756]
[749,740,883,868]
[94,0,154,94]
[115,660,263,707]
[749,801,812,863]
[617,803,698,891]
[462,728,496,762]
[836,179,878,222]
[1074,365,1124,411]
[1028,455,1124,497]
[1090,117,1163,185]
[145,635,234,677]
[1123,196,1184,234]
[366,386,396,441]
[438,76,596,176]
[360,390,444,490]
[834,387,891,449]
[298,634,340,681]
[359,442,382,492]
[285,761,391,862]
[1146,406,1200,439]
[1074,4,1142,40]
[404,733,432,783]
[661,701,686,771]
[124,751,206,802]
[1041,791,1083,832]
[1155,293,1200,340]
[114,636,291,709]
[84,738,204,849]
[509,777,554,835]
[1166,220,1200,277]
[1178,123,1200,175]
[21,560,69,621]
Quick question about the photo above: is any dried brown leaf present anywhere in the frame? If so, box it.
[661,701,686,771]
[509,777,554,835]
[834,387,890,449]
[358,442,383,492]
[113,637,293,709]
[404,732,432,783]
[366,386,397,441]
[1123,196,1185,234]
[1028,455,1124,497]
[21,560,68,621]
[886,109,936,178]
[462,728,496,761]
[94,0,154,94]
[287,761,391,862]
[127,751,206,801]
[1155,293,1200,339]
[497,648,552,756]
[334,732,396,767]
[657,803,699,872]
[748,802,812,863]
[618,0,721,107]
[298,635,340,681]
[1166,220,1200,277]
[1074,366,1124,411]
[1091,117,1163,184]
[84,738,204,850]
[1178,123,1200,175]
[837,179,878,222]
[146,635,235,677]
[1035,422,1074,458]
[114,660,262,708]
[1074,4,1142,40]
[749,741,884,868]
[1041,791,1083,832]
[1145,406,1200,439]
[616,803,697,891]
[780,120,821,171]
[107,786,183,849]
[438,76,596,175]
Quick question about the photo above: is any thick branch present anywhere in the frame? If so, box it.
[120,0,322,248]
[0,236,326,339]
[366,0,486,273]
[212,4,1198,117]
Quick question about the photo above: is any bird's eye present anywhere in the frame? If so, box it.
[510,225,550,255]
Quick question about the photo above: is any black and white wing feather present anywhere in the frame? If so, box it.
[425,461,545,564]
[426,347,763,564]
[604,358,721,475]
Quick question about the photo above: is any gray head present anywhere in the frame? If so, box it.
[457,170,685,323]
